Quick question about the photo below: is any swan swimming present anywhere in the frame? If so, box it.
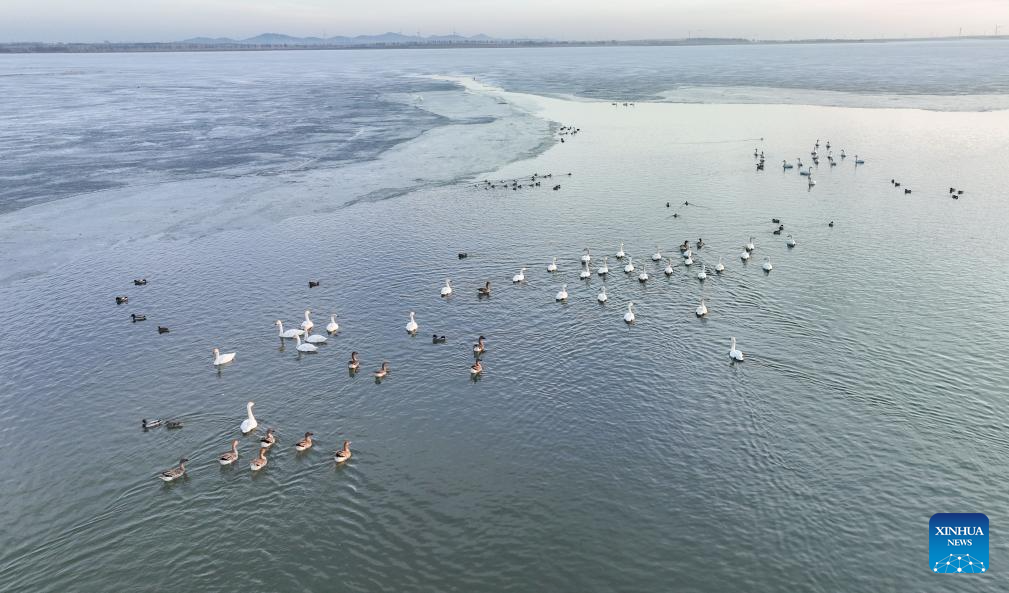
[682,248,692,259]
[715,257,725,273]
[762,257,773,272]
[697,264,707,280]
[581,248,592,263]
[696,299,708,317]
[326,314,340,333]
[212,348,236,366]
[304,330,327,344]
[623,302,636,324]
[580,262,591,279]
[786,234,796,248]
[745,237,755,251]
[440,279,453,297]
[729,337,744,361]
[664,258,674,276]
[622,256,634,273]
[597,256,609,275]
[740,249,750,261]
[294,335,317,353]
[301,310,314,332]
[406,311,419,334]
[240,401,257,434]
[638,267,649,282]
[275,320,304,339]
[555,284,569,301]
[615,242,626,259]
[684,254,694,266]
[512,268,526,283]
[652,245,662,261]
[597,286,608,303]
[547,257,558,272]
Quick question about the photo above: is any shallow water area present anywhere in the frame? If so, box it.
[2,45,1009,592]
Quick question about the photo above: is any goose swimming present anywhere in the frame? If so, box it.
[240,402,257,434]
[729,337,744,361]
[696,299,708,317]
[159,458,188,482]
[440,279,453,297]
[555,284,569,301]
[348,352,360,371]
[597,256,609,275]
[219,440,239,465]
[406,311,419,334]
[474,335,486,354]
[374,361,390,378]
[275,320,304,339]
[326,314,340,333]
[294,334,317,353]
[212,348,236,366]
[477,281,492,297]
[623,302,636,324]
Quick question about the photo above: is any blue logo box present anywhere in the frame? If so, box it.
[930,513,988,574]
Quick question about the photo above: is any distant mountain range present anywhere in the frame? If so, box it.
[181,32,501,46]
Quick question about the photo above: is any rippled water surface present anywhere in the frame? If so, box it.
[1,43,1009,592]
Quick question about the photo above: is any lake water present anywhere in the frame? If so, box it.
[1,41,1008,592]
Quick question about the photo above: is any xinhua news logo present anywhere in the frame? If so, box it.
[930,513,988,574]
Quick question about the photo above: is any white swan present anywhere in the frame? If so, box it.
[623,256,635,273]
[555,283,568,301]
[684,254,694,266]
[664,258,674,275]
[729,337,744,361]
[301,310,314,332]
[294,334,317,353]
[275,320,304,339]
[623,302,635,324]
[745,237,755,251]
[786,234,796,248]
[696,299,708,317]
[597,286,608,303]
[652,245,662,261]
[799,168,811,176]
[597,256,609,275]
[547,257,558,272]
[406,311,419,334]
[638,267,649,282]
[782,160,794,169]
[212,348,236,366]
[697,264,707,280]
[581,248,592,263]
[762,257,773,272]
[512,268,526,283]
[240,401,257,434]
[715,257,725,273]
[579,262,591,279]
[304,330,327,344]
[326,314,339,333]
[440,279,453,297]
[681,248,692,259]
[615,242,626,259]
[740,250,750,261]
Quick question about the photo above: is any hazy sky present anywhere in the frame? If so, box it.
[3,0,1008,42]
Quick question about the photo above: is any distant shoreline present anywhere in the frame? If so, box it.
[2,35,1007,54]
